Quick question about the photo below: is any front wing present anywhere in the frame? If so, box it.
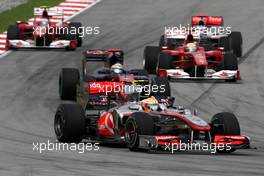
[138,135,250,152]
[159,69,240,81]
[8,39,75,49]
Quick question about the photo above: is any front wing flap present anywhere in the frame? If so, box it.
[9,39,72,49]
[160,69,240,81]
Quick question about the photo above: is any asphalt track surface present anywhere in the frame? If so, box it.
[0,0,264,175]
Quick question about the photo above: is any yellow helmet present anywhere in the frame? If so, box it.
[141,97,159,112]
[111,63,124,74]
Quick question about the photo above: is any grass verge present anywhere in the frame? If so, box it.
[0,0,65,32]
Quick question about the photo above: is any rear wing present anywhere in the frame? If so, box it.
[191,16,223,26]
[84,50,110,62]
[84,49,124,67]
[34,7,64,17]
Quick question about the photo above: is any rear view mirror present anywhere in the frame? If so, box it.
[193,109,198,116]
[129,104,140,110]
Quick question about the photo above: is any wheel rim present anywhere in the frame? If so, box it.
[125,120,137,145]
[54,112,65,139]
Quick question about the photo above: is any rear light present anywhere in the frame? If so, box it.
[5,40,10,49]
[236,71,241,80]
[159,69,167,77]
[161,46,168,50]
[198,47,205,52]
[69,40,77,49]
[217,47,224,51]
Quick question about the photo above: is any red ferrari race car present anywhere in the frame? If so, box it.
[7,7,83,50]
[59,48,171,108]
[190,16,243,57]
[54,92,250,153]
[144,33,240,82]
[159,16,243,57]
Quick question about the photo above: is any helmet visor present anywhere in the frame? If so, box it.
[112,68,124,74]
[147,104,158,111]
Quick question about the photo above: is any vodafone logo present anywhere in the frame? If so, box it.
[90,82,102,89]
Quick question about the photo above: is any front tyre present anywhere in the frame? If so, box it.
[211,112,240,153]
[144,46,159,74]
[54,104,85,143]
[59,68,80,100]
[125,112,154,151]
[230,31,243,57]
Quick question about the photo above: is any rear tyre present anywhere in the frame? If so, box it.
[211,112,240,153]
[158,53,174,70]
[159,35,165,49]
[70,22,83,47]
[223,52,238,70]
[63,29,77,50]
[144,46,159,74]
[7,25,20,40]
[125,112,154,151]
[59,68,80,100]
[35,37,50,46]
[152,77,171,97]
[188,67,206,77]
[230,31,243,57]
[219,36,232,51]
[54,104,85,143]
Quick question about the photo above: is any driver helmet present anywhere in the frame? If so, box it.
[185,33,194,44]
[39,18,49,26]
[111,63,124,74]
[141,97,159,112]
[198,19,205,26]
[186,42,197,52]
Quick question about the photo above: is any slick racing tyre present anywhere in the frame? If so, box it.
[7,25,20,40]
[144,46,160,74]
[70,22,83,47]
[152,77,171,97]
[219,36,232,52]
[230,31,243,57]
[54,104,85,143]
[211,112,241,153]
[63,29,77,50]
[159,35,165,49]
[125,112,155,151]
[158,53,174,70]
[59,68,80,101]
[223,52,238,70]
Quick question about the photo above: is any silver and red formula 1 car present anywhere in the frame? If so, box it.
[54,88,250,153]
[7,7,82,50]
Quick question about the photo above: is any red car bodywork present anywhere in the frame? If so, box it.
[7,7,78,50]
[157,44,240,80]
[191,16,224,26]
